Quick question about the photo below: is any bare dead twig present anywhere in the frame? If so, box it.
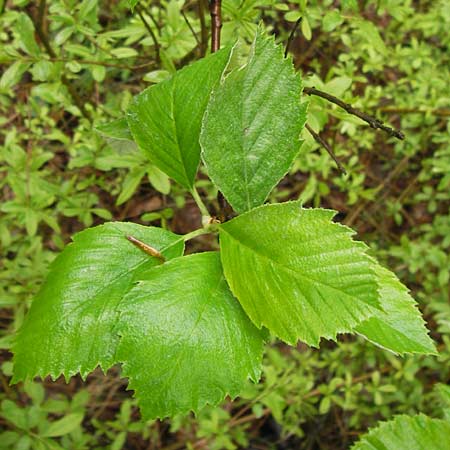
[181,9,200,46]
[136,5,161,63]
[285,17,302,58]
[304,87,405,140]
[306,123,347,175]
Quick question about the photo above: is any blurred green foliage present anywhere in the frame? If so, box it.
[0,0,449,448]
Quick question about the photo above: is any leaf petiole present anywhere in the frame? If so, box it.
[182,227,211,242]
[190,186,210,219]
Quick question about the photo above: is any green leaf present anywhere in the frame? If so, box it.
[78,0,98,20]
[435,383,450,421]
[324,76,352,97]
[322,10,343,32]
[341,0,358,11]
[356,264,436,355]
[201,29,307,213]
[352,414,450,450]
[116,167,146,205]
[1,400,27,430]
[0,61,31,92]
[147,166,171,195]
[353,19,387,55]
[91,64,106,82]
[30,61,54,82]
[116,252,265,419]
[219,203,380,346]
[128,0,140,11]
[301,16,312,40]
[42,413,83,437]
[12,223,184,383]
[127,47,232,189]
[110,47,139,58]
[95,118,138,162]
[16,13,41,57]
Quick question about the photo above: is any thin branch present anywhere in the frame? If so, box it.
[29,0,90,119]
[18,56,153,70]
[305,123,347,175]
[378,106,450,117]
[209,0,232,221]
[181,9,200,46]
[136,5,160,63]
[198,0,208,56]
[145,8,161,36]
[304,87,405,140]
[284,17,302,58]
[209,0,222,52]
[35,0,54,57]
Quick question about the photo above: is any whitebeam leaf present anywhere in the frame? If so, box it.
[219,202,380,346]
[116,252,266,420]
[12,223,184,383]
[352,414,450,450]
[201,28,307,213]
[127,47,232,189]
[356,264,436,355]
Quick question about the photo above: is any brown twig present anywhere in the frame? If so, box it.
[209,0,222,52]
[284,17,302,58]
[18,56,153,70]
[198,0,208,56]
[126,235,165,263]
[306,123,347,175]
[304,87,405,140]
[208,0,232,222]
[29,0,90,118]
[136,5,160,63]
[378,106,450,117]
[144,7,161,35]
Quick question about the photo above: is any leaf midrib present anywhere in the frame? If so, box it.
[220,226,377,306]
[55,231,179,369]
[170,80,191,187]
[155,274,224,402]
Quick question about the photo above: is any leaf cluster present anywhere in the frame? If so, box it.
[11,28,436,422]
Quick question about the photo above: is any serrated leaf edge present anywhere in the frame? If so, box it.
[355,257,437,356]
[11,223,185,385]
[219,201,382,346]
[200,31,307,213]
[115,253,265,420]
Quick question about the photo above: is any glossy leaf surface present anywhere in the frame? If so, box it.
[220,203,380,346]
[356,264,436,355]
[12,223,184,382]
[127,47,232,189]
[352,414,450,450]
[201,29,307,213]
[116,252,265,419]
